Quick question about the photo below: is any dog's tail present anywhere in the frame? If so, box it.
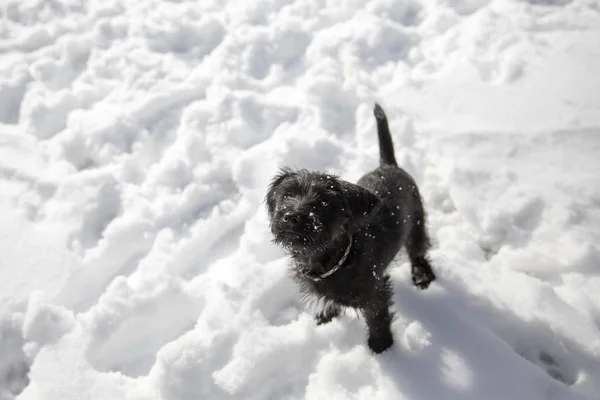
[373,103,397,166]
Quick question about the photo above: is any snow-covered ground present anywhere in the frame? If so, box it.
[1,0,600,398]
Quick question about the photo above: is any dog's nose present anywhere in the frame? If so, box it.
[282,211,301,226]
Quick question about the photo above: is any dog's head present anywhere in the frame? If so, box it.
[265,168,380,254]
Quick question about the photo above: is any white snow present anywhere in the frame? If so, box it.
[1,0,600,399]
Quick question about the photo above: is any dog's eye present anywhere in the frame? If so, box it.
[322,201,328,207]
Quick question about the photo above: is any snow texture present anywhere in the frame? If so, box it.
[1,0,600,399]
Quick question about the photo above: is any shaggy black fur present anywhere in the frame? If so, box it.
[265,104,436,353]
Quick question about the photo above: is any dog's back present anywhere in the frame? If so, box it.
[356,106,421,268]
[356,105,434,286]
[347,103,436,352]
[357,105,418,215]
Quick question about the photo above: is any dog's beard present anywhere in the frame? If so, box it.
[270,222,348,255]
[271,230,328,254]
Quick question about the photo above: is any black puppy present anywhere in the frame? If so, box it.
[265,104,436,353]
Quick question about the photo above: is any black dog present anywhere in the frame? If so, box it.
[265,104,436,353]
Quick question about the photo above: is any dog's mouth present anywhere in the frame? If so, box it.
[272,230,308,245]
[271,228,325,253]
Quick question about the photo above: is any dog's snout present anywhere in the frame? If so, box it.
[282,211,301,226]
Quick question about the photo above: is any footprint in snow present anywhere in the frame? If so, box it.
[516,346,578,386]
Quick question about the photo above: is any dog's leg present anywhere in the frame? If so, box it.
[316,303,341,325]
[407,213,436,289]
[363,276,394,353]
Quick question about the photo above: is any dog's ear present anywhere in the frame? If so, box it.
[265,168,295,217]
[338,181,380,228]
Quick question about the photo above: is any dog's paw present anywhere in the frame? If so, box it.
[315,306,341,325]
[412,270,436,290]
[368,333,394,354]
[315,313,335,325]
